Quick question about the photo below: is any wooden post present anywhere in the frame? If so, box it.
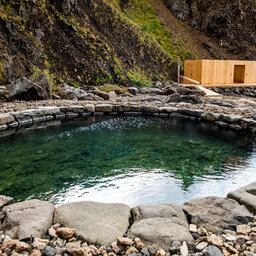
[177,57,180,84]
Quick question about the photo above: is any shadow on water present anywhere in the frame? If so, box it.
[0,115,255,206]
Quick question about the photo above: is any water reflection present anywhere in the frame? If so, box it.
[0,116,256,206]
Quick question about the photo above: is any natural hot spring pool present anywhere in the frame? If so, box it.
[1,116,256,206]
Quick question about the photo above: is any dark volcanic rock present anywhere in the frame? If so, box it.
[166,93,202,104]
[5,77,51,101]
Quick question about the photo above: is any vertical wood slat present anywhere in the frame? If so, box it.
[184,60,256,86]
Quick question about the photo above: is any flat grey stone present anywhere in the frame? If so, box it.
[0,114,15,125]
[124,112,142,116]
[70,105,85,113]
[201,112,220,122]
[203,245,223,256]
[65,112,79,119]
[128,217,194,250]
[21,109,45,116]
[128,204,193,250]
[159,107,179,113]
[141,106,159,113]
[222,114,242,123]
[95,104,112,112]
[132,203,187,223]
[182,196,253,234]
[84,104,95,112]
[8,122,19,128]
[2,199,55,239]
[227,182,256,214]
[38,107,60,115]
[55,113,65,120]
[8,112,25,119]
[0,124,8,131]
[54,201,131,246]
[178,108,204,117]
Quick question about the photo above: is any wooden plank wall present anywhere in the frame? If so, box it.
[184,60,202,83]
[185,60,256,85]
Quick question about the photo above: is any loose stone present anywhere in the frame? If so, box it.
[180,241,188,256]
[117,237,133,246]
[196,241,208,251]
[189,224,198,233]
[30,249,42,256]
[237,225,252,235]
[42,246,56,256]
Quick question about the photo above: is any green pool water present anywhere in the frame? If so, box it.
[0,116,256,206]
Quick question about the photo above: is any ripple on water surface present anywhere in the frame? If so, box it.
[0,116,256,206]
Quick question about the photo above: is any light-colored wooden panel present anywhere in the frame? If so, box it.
[183,60,256,86]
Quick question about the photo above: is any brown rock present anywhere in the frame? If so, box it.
[15,242,30,253]
[111,242,120,254]
[67,246,85,256]
[48,227,57,239]
[136,241,145,250]
[30,249,42,256]
[2,240,19,251]
[57,227,75,239]
[196,241,208,251]
[117,237,133,246]
[2,240,30,253]
[108,253,116,256]
[236,224,251,235]
[125,246,138,255]
[207,235,223,248]
[156,249,166,256]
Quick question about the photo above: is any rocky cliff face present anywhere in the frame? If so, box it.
[1,0,256,90]
[165,0,256,59]
[0,0,184,88]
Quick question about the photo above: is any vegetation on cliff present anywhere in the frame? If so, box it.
[0,0,194,89]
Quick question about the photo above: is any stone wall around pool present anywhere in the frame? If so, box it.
[1,104,256,139]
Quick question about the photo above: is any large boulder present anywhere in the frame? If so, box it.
[166,93,203,104]
[227,182,256,214]
[57,84,103,101]
[176,86,206,96]
[1,200,55,240]
[34,75,52,99]
[54,201,131,246]
[139,87,163,95]
[89,87,110,100]
[5,77,52,101]
[128,204,194,250]
[182,196,254,234]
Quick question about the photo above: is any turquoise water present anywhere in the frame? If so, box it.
[0,116,256,206]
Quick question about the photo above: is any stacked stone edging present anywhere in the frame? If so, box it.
[1,104,256,135]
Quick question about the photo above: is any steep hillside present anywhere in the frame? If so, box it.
[164,0,256,59]
[0,0,195,88]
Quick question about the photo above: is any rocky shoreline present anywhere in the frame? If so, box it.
[0,182,256,256]
[1,100,256,138]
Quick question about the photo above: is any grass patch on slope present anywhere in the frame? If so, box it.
[122,0,191,61]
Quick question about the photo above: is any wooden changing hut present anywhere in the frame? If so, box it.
[181,59,256,87]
